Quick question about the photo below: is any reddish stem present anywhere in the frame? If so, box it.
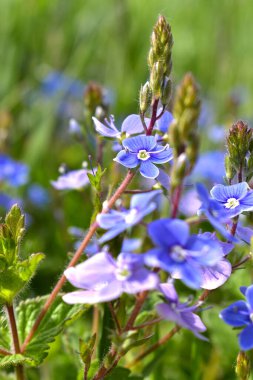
[171,185,183,218]
[21,170,135,353]
[146,99,159,135]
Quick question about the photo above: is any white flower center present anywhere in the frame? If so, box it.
[224,197,240,209]
[137,150,150,161]
[171,245,187,262]
[124,209,138,224]
[115,265,131,281]
[250,313,253,322]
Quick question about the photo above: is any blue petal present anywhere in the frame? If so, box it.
[156,168,170,190]
[179,263,202,289]
[63,282,122,304]
[246,285,253,311]
[220,301,250,327]
[98,224,128,244]
[114,150,139,168]
[123,135,157,152]
[211,182,248,202]
[240,286,248,296]
[92,116,119,137]
[200,259,231,290]
[150,148,173,164]
[121,114,149,134]
[155,110,174,133]
[159,282,178,303]
[148,219,189,249]
[240,191,253,210]
[123,269,159,293]
[139,160,159,179]
[236,224,253,244]
[97,211,125,229]
[130,189,162,210]
[239,325,253,351]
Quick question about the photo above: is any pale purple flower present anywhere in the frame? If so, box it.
[157,282,207,340]
[63,252,159,304]
[51,169,91,190]
[220,285,253,350]
[114,135,173,179]
[144,219,224,289]
[210,182,253,218]
[97,190,162,243]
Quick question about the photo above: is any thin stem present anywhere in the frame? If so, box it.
[140,112,148,133]
[91,306,100,358]
[146,99,159,135]
[155,105,165,121]
[130,318,162,330]
[108,303,121,334]
[127,325,180,368]
[6,304,25,380]
[124,291,148,331]
[21,170,135,353]
[0,347,11,356]
[124,188,154,194]
[171,184,183,218]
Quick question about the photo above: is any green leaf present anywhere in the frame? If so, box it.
[79,334,96,367]
[5,204,25,245]
[0,354,35,369]
[16,253,45,282]
[0,296,89,367]
[87,165,107,222]
[107,367,142,380]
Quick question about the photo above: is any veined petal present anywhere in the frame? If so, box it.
[130,189,162,210]
[160,282,178,303]
[97,212,125,229]
[123,269,159,294]
[240,191,253,210]
[114,150,139,168]
[92,116,120,137]
[121,114,150,134]
[140,160,159,179]
[200,259,232,290]
[122,135,157,152]
[155,110,174,133]
[148,219,189,248]
[220,300,250,327]
[98,224,128,244]
[211,182,248,202]
[239,325,253,351]
[150,148,173,164]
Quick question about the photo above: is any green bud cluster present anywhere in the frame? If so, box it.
[225,120,253,182]
[139,15,173,113]
[169,73,201,191]
[235,351,251,380]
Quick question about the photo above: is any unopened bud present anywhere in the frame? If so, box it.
[150,61,164,99]
[225,154,236,182]
[235,351,250,380]
[139,82,152,113]
[161,77,172,107]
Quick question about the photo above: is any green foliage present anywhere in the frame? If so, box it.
[79,334,96,375]
[87,165,107,222]
[0,205,45,304]
[0,296,89,368]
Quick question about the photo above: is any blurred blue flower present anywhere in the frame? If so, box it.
[69,118,82,136]
[220,285,253,350]
[154,109,174,134]
[0,154,29,187]
[97,190,162,244]
[41,71,84,98]
[210,182,253,218]
[51,169,91,190]
[0,194,22,210]
[145,219,224,289]
[114,135,173,179]
[190,151,225,184]
[196,183,236,242]
[63,252,159,304]
[157,282,207,340]
[27,184,50,207]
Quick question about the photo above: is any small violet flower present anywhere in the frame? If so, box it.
[220,285,253,350]
[97,190,162,243]
[63,252,159,304]
[157,282,207,340]
[196,183,236,242]
[144,218,224,289]
[51,169,91,190]
[114,135,173,179]
[210,182,253,218]
[0,154,29,187]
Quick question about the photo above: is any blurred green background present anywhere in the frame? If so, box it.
[1,0,253,379]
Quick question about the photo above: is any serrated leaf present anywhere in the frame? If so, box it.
[0,354,35,369]
[88,165,107,222]
[79,334,96,366]
[17,253,45,281]
[17,296,89,366]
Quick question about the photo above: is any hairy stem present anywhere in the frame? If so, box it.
[124,291,148,331]
[171,184,183,218]
[0,347,11,356]
[21,170,135,353]
[6,304,25,380]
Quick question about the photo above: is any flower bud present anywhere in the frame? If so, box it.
[161,77,172,107]
[150,61,164,99]
[139,82,152,113]
[235,351,250,380]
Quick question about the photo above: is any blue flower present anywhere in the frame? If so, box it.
[220,285,253,350]
[114,135,173,179]
[144,219,224,289]
[0,194,22,210]
[63,252,159,304]
[210,182,253,218]
[189,151,225,184]
[157,282,207,340]
[27,184,50,207]
[0,154,29,187]
[41,71,84,98]
[196,183,237,242]
[97,190,162,243]
[154,109,174,134]
[51,169,91,190]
